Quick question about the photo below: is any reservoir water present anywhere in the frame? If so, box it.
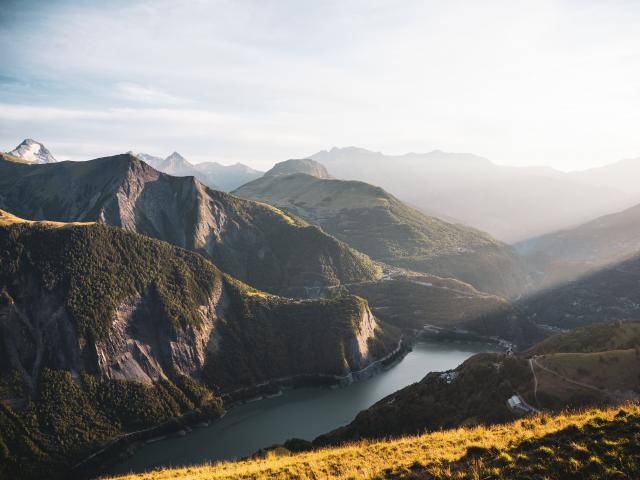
[108,340,494,476]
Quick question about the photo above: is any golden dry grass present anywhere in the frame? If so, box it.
[0,209,94,228]
[542,349,640,391]
[105,404,640,480]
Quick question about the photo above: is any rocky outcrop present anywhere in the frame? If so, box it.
[345,305,377,370]
[96,282,225,384]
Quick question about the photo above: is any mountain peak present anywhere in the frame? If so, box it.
[166,151,187,162]
[9,138,57,164]
[265,158,331,179]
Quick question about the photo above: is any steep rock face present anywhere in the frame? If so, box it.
[234,173,530,298]
[347,306,377,369]
[95,285,223,384]
[204,284,398,391]
[0,155,380,296]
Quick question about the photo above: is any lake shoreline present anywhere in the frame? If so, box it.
[75,339,413,479]
[95,338,500,478]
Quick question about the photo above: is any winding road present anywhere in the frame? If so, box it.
[529,358,539,406]
[530,355,612,399]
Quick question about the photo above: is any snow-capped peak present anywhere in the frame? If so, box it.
[9,139,57,164]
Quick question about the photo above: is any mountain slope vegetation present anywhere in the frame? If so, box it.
[0,211,399,479]
[234,172,529,297]
[0,153,380,297]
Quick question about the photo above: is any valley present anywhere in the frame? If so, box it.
[107,341,495,475]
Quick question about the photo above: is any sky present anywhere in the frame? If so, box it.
[1,0,639,170]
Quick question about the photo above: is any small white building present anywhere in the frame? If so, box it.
[507,395,522,409]
[507,394,537,415]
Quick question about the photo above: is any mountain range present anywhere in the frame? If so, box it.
[0,150,536,346]
[235,160,529,298]
[0,152,379,297]
[130,150,263,191]
[310,147,638,242]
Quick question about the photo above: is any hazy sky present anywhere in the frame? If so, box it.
[1,0,639,170]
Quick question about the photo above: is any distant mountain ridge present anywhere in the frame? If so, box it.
[8,138,57,164]
[310,147,635,242]
[130,150,263,191]
[0,153,380,297]
[234,171,530,298]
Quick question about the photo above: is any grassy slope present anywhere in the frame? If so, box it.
[542,349,640,391]
[529,321,640,355]
[106,404,640,480]
[234,173,528,297]
[0,152,32,164]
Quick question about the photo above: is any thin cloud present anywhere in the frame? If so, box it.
[115,82,190,105]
